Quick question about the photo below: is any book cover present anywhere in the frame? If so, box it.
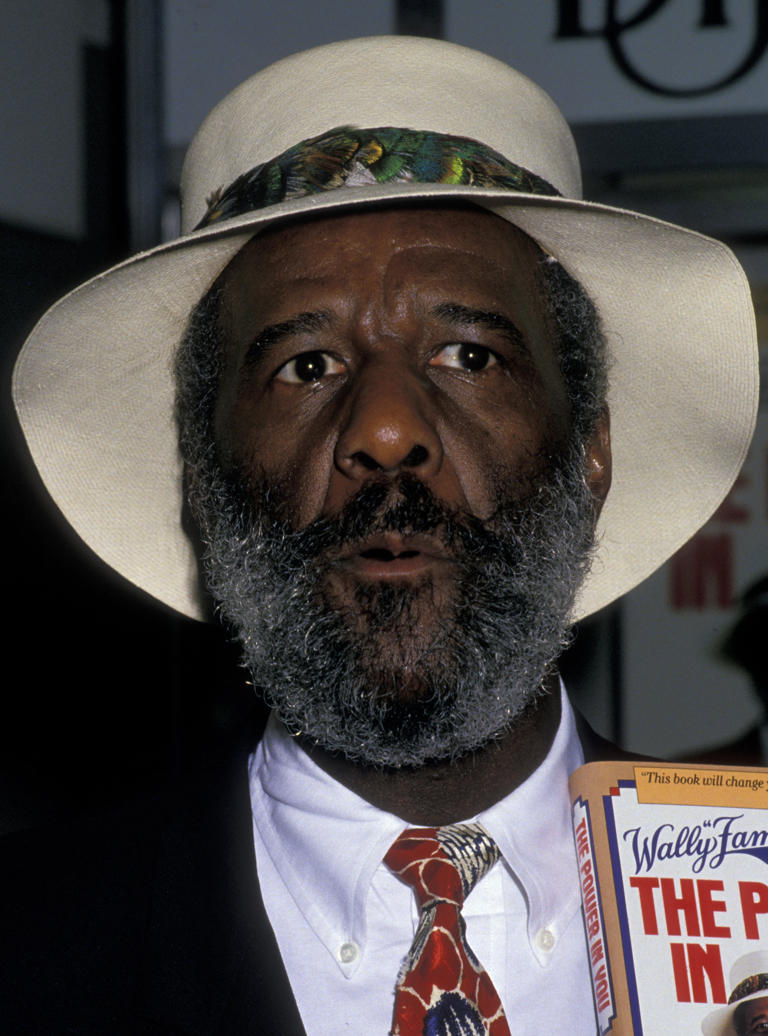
[570,760,768,1034]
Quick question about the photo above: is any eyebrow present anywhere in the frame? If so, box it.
[242,302,528,366]
[244,310,332,366]
[431,302,528,353]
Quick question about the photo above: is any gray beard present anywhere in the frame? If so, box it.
[192,443,597,768]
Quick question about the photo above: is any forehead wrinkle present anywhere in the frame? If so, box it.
[345,253,423,346]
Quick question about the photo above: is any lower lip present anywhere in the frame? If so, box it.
[338,553,453,580]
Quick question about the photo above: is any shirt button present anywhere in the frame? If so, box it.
[536,928,556,952]
[338,941,359,964]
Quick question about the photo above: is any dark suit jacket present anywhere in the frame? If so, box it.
[1,716,626,1035]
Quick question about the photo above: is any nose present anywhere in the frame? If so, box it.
[335,365,443,479]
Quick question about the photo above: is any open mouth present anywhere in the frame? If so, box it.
[359,547,421,562]
[335,534,454,580]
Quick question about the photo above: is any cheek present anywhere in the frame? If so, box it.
[438,384,562,512]
[219,389,339,525]
[443,424,542,518]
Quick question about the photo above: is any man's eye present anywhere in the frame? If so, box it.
[274,351,344,384]
[430,343,497,373]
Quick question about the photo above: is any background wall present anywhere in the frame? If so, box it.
[1,0,110,237]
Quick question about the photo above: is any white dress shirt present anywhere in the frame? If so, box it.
[248,681,596,1034]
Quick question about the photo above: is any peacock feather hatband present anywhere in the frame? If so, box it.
[196,125,561,229]
[728,972,768,1005]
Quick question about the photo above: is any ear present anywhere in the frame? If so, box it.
[584,405,611,515]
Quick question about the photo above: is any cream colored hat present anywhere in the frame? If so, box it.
[12,36,759,621]
[702,952,768,1036]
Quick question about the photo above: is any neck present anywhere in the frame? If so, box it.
[298,674,562,826]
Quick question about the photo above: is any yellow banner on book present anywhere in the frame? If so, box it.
[633,765,768,808]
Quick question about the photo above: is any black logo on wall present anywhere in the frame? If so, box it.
[555,1,768,96]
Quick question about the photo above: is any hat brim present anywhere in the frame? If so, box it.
[12,179,759,621]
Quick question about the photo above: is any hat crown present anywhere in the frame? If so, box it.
[730,952,768,993]
[180,35,582,234]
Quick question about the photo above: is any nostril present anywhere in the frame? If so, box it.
[348,444,429,472]
[351,450,383,472]
[403,444,428,468]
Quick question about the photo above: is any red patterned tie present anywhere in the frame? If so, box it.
[384,823,511,1036]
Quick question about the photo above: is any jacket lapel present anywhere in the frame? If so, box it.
[138,749,306,1036]
[575,710,639,764]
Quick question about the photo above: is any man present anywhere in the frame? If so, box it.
[702,952,768,1036]
[4,35,759,1035]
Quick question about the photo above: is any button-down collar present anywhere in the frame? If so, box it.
[249,680,584,976]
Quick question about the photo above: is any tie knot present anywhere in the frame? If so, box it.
[384,822,500,910]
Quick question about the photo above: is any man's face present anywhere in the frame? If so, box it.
[214,205,571,528]
[735,997,768,1035]
[191,205,609,767]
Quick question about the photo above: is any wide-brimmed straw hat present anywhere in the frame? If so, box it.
[702,952,768,1035]
[12,36,758,622]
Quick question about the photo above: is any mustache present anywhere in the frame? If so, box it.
[253,472,513,570]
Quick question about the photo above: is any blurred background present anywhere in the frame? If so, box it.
[1,0,767,830]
